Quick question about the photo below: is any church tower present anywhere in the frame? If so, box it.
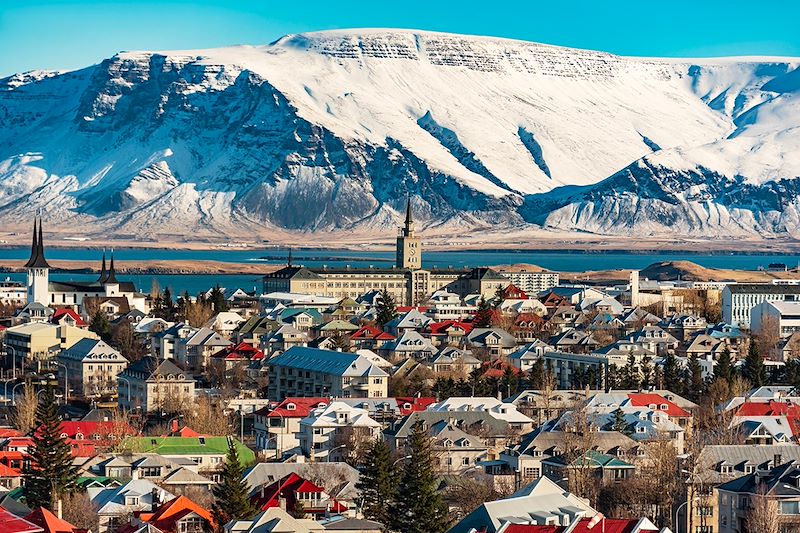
[24,218,50,305]
[396,199,421,270]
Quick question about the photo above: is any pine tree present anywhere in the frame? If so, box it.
[662,352,681,393]
[376,289,398,326]
[89,309,112,342]
[714,347,734,384]
[493,285,506,309]
[23,386,79,510]
[474,297,493,328]
[208,284,229,313]
[685,353,705,401]
[389,422,450,533]
[356,438,397,526]
[743,340,767,387]
[212,438,256,525]
[607,407,630,435]
[621,354,639,389]
[640,355,653,390]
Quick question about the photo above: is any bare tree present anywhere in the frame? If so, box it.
[447,473,515,519]
[184,301,214,328]
[755,314,781,360]
[61,491,99,531]
[560,401,600,503]
[745,485,779,533]
[180,396,234,436]
[11,385,38,434]
[332,426,375,466]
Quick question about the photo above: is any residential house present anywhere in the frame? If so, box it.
[58,338,128,397]
[88,479,175,533]
[298,402,381,461]
[253,397,330,454]
[466,328,518,358]
[117,357,195,413]
[251,472,348,518]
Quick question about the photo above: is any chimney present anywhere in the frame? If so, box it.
[151,488,161,512]
[171,418,179,434]
[775,454,783,467]
[55,498,62,519]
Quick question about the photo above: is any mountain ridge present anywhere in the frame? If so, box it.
[0,29,798,242]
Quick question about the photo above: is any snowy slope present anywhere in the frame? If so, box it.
[0,29,798,240]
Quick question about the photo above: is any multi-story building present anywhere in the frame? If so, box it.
[750,300,800,338]
[57,338,128,397]
[722,283,800,329]
[0,278,26,305]
[5,322,98,366]
[266,347,388,401]
[298,401,381,461]
[717,461,800,533]
[543,351,609,389]
[497,269,559,295]
[117,357,195,413]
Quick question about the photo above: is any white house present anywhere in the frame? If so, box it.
[298,401,381,461]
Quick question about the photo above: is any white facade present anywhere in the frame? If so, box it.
[751,300,800,338]
[498,270,559,294]
[298,402,381,461]
[722,284,800,329]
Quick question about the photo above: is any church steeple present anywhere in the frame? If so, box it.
[396,198,421,270]
[105,251,118,284]
[24,217,51,269]
[402,197,415,237]
[98,253,108,283]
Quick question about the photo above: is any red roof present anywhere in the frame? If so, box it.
[212,341,264,361]
[502,284,530,300]
[50,308,87,328]
[351,325,395,341]
[515,313,546,327]
[0,509,43,533]
[253,472,347,515]
[0,429,21,438]
[627,393,691,418]
[480,359,521,378]
[258,397,330,419]
[144,495,214,533]
[503,518,654,533]
[24,508,78,533]
[0,463,20,477]
[736,400,800,417]
[59,421,135,439]
[395,397,437,415]
[396,306,429,313]
[427,320,474,336]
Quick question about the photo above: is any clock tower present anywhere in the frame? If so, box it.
[396,199,421,270]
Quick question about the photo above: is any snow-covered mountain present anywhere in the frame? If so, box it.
[0,29,798,241]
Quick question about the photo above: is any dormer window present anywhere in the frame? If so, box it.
[125,495,140,506]
[286,403,296,411]
[660,404,668,411]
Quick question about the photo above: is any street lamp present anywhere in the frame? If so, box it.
[326,444,348,463]
[392,455,412,467]
[117,376,132,403]
[674,496,699,533]
[55,362,69,402]
[6,346,22,380]
[11,382,26,406]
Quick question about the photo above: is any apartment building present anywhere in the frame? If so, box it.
[57,338,128,397]
[722,283,800,329]
[266,347,388,401]
[117,357,195,413]
[298,401,381,461]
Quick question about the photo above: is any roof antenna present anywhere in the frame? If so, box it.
[287,247,293,268]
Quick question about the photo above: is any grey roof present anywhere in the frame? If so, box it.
[726,283,800,294]
[718,461,800,497]
[696,445,800,485]
[161,467,214,485]
[321,517,384,530]
[120,357,193,382]
[268,347,387,378]
[242,462,360,499]
[389,411,509,439]
[467,328,517,348]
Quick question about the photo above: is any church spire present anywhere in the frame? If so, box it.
[105,250,118,284]
[287,247,294,268]
[98,252,108,283]
[24,217,51,269]
[405,197,413,226]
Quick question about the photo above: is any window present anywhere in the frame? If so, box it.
[462,457,470,466]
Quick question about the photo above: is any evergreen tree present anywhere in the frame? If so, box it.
[375,289,398,327]
[23,386,79,510]
[330,332,351,352]
[606,364,620,390]
[685,353,705,401]
[474,297,493,328]
[492,285,506,309]
[208,284,229,313]
[662,352,681,393]
[620,354,639,389]
[640,355,653,390]
[89,309,112,342]
[389,422,450,533]
[743,341,767,388]
[356,438,398,525]
[714,347,734,384]
[500,367,519,398]
[212,438,256,525]
[162,287,176,320]
[607,407,630,435]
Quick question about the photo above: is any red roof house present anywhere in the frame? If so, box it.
[351,325,395,348]
[50,309,87,328]
[256,397,330,420]
[627,393,692,418]
[138,495,214,533]
[23,509,80,533]
[252,472,347,517]
[501,517,659,533]
[502,284,530,300]
[395,396,437,415]
[212,342,264,363]
[0,509,43,533]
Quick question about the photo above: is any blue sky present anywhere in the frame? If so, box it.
[2,0,799,76]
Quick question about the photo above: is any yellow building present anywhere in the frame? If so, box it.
[4,322,99,366]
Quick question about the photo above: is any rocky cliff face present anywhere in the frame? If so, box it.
[0,30,797,241]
